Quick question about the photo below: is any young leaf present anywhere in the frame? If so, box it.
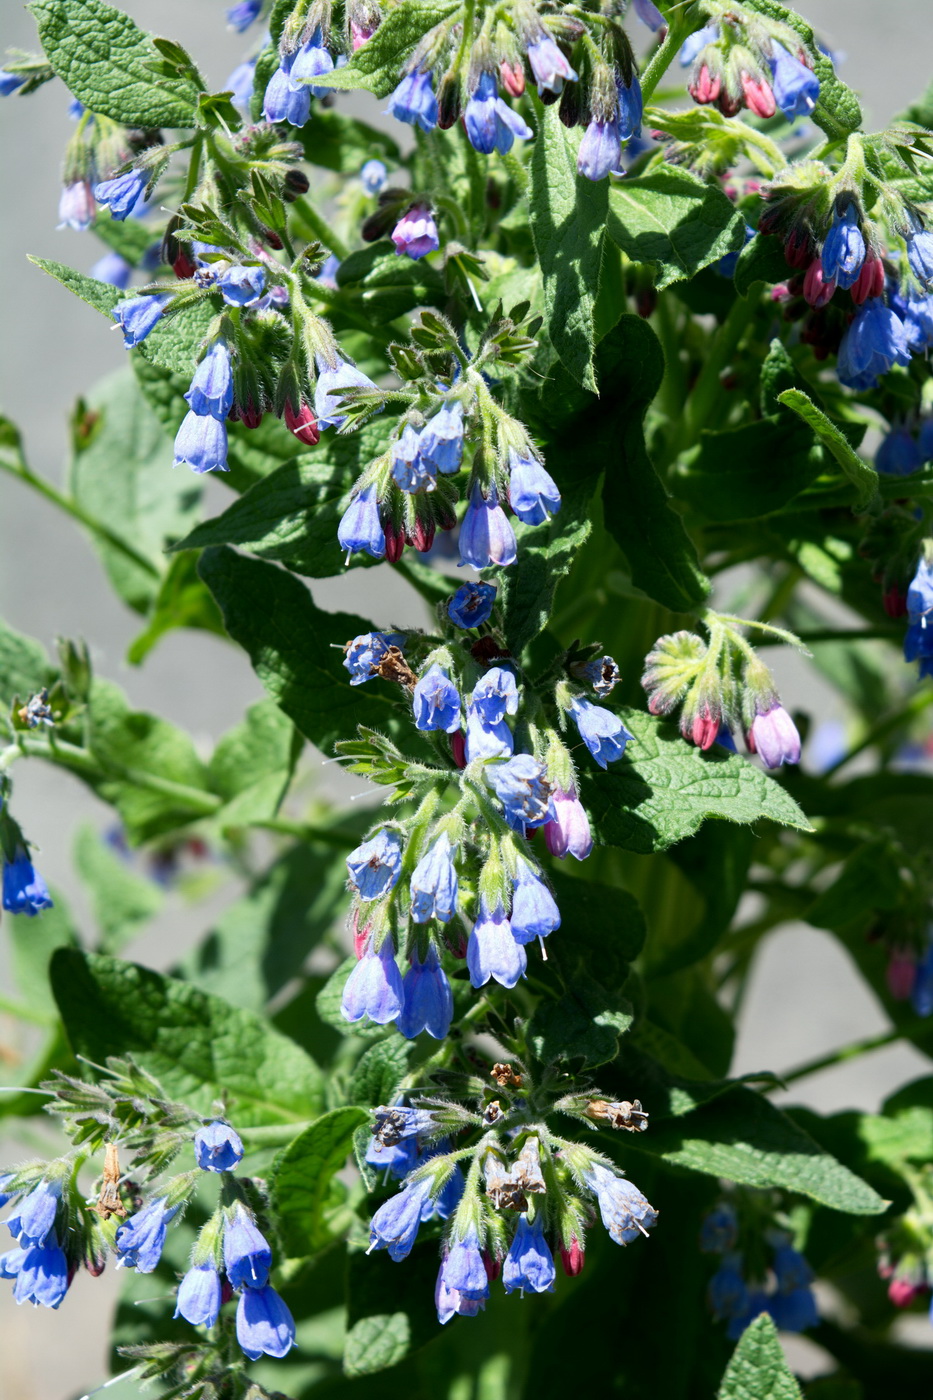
[335,246,447,324]
[29,0,200,127]
[310,1,461,96]
[50,949,324,1125]
[582,709,812,855]
[674,414,824,522]
[269,1106,369,1256]
[717,1313,802,1400]
[606,167,746,289]
[529,106,608,391]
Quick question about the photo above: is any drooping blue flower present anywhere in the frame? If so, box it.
[315,356,379,430]
[90,251,132,288]
[699,1201,739,1253]
[583,1163,658,1246]
[907,228,933,288]
[392,204,440,260]
[194,1121,244,1173]
[11,1239,69,1309]
[223,1203,272,1289]
[471,667,518,728]
[436,1259,487,1322]
[464,705,513,764]
[448,582,496,629]
[93,168,147,221]
[876,427,922,476]
[0,1246,26,1278]
[508,451,561,525]
[369,1176,434,1260]
[420,401,464,475]
[821,203,866,290]
[526,36,577,95]
[442,1230,489,1299]
[365,1132,419,1179]
[503,1214,556,1294]
[174,1262,222,1327]
[58,179,95,230]
[173,410,229,474]
[360,159,387,195]
[2,849,53,917]
[569,698,634,769]
[6,1179,61,1246]
[0,70,27,96]
[486,754,555,829]
[902,291,933,353]
[632,0,664,28]
[708,1255,749,1321]
[111,293,169,348]
[343,631,407,685]
[216,264,266,307]
[768,1285,819,1332]
[464,72,532,156]
[185,341,234,421]
[342,940,405,1025]
[459,483,517,568]
[226,0,262,32]
[768,43,820,120]
[263,58,312,126]
[290,33,335,97]
[398,946,454,1039]
[467,903,527,989]
[577,118,622,181]
[387,68,437,132]
[413,664,461,733]
[347,830,403,900]
[510,864,560,945]
[836,298,911,390]
[679,24,719,66]
[391,424,434,493]
[338,483,385,561]
[772,1242,814,1293]
[226,57,257,113]
[904,621,933,679]
[410,833,459,924]
[616,74,643,142]
[114,1198,178,1272]
[236,1284,296,1360]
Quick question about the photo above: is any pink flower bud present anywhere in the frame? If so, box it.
[689,64,720,105]
[747,704,801,769]
[784,227,812,270]
[560,1237,585,1276]
[804,258,836,308]
[408,516,435,553]
[850,255,885,306]
[883,584,908,619]
[888,1276,923,1308]
[886,949,917,1000]
[740,72,776,118]
[543,787,593,861]
[499,59,525,98]
[690,708,720,751]
[284,401,320,446]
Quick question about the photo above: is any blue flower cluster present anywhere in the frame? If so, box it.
[263,27,335,128]
[680,20,820,123]
[174,339,234,475]
[0,1177,69,1309]
[702,1202,818,1339]
[904,556,933,679]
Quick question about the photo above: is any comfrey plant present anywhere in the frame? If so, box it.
[3,0,933,1395]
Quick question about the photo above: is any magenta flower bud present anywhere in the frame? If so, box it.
[886,950,917,1001]
[747,704,801,769]
[689,707,720,751]
[803,258,836,309]
[740,72,776,118]
[689,65,720,105]
[391,203,439,260]
[543,787,592,861]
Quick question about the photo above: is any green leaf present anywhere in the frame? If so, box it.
[30,0,200,126]
[50,948,324,1125]
[310,1,461,96]
[529,996,633,1070]
[804,841,903,931]
[179,845,347,1013]
[73,822,163,954]
[126,551,227,664]
[8,894,79,1021]
[269,1107,368,1256]
[296,111,401,172]
[529,106,608,391]
[197,547,400,756]
[172,432,387,576]
[70,368,202,614]
[597,317,711,612]
[742,0,862,140]
[0,614,51,709]
[777,388,879,511]
[335,246,447,324]
[91,210,161,268]
[627,1083,887,1214]
[717,1313,802,1400]
[734,234,790,297]
[349,1039,413,1108]
[582,709,812,855]
[344,1244,441,1376]
[607,167,746,289]
[675,413,824,522]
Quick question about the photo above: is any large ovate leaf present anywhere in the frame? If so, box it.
[335,246,447,324]
[29,0,200,127]
[717,1313,802,1400]
[606,167,746,289]
[674,413,824,522]
[529,106,608,391]
[197,546,399,755]
[50,949,323,1125]
[269,1107,368,1257]
[583,709,811,854]
[311,1,461,96]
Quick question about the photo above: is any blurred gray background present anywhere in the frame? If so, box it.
[1,2,932,1395]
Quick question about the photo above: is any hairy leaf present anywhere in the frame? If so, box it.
[674,414,824,522]
[777,388,879,511]
[607,167,746,289]
[717,1313,802,1400]
[270,1107,368,1256]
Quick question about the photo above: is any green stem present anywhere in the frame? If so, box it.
[182,131,204,204]
[823,687,933,776]
[640,9,696,105]
[290,196,350,261]
[755,626,901,646]
[17,735,222,815]
[0,461,159,580]
[682,295,758,445]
